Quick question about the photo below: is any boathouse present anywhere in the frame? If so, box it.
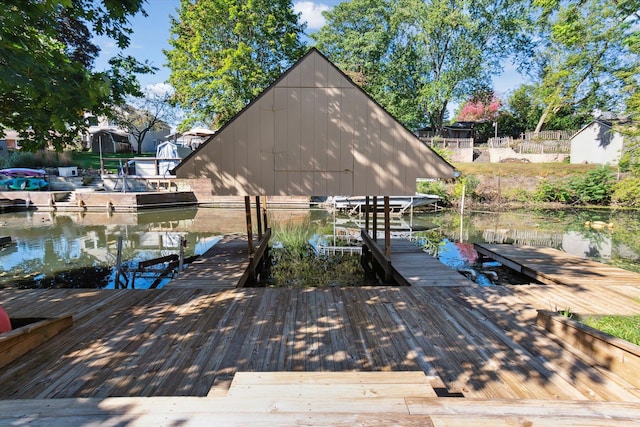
[174,48,456,195]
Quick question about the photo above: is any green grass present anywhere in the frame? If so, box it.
[453,162,598,178]
[580,315,640,346]
[71,151,154,170]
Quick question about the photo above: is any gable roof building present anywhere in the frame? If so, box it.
[570,119,626,165]
[174,48,456,196]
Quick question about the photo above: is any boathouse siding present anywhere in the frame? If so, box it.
[175,48,456,196]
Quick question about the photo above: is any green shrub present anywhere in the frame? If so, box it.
[612,177,640,207]
[581,315,640,346]
[272,221,312,259]
[430,145,453,163]
[533,179,572,203]
[501,187,532,203]
[417,179,450,204]
[271,252,364,287]
[534,167,615,205]
[453,175,480,201]
[568,166,615,205]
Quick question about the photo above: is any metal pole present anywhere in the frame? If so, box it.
[460,184,466,216]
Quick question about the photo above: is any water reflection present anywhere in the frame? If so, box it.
[431,209,640,276]
[0,207,638,289]
[0,208,230,289]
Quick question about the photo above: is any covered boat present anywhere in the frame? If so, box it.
[0,168,46,177]
[5,177,49,191]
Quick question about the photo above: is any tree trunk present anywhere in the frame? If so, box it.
[534,106,551,134]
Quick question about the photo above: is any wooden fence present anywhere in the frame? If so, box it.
[488,137,571,154]
[524,130,576,141]
[420,137,474,149]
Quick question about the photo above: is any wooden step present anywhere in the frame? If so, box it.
[223,371,438,399]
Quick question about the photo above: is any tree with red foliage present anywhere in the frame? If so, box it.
[457,91,501,123]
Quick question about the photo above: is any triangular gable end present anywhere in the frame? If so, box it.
[175,48,456,196]
[570,120,613,141]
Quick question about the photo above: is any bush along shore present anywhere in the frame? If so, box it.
[419,163,640,210]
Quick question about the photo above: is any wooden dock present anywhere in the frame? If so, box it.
[362,232,474,286]
[3,241,640,424]
[475,243,640,293]
[166,230,271,289]
[0,190,198,211]
[1,285,640,424]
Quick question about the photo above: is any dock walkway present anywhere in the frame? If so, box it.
[362,232,473,286]
[3,242,640,423]
[2,285,640,424]
[475,243,640,290]
[166,231,270,289]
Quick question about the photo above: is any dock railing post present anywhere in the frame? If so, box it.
[244,196,256,284]
[262,196,268,231]
[115,236,123,289]
[244,196,254,256]
[255,196,263,240]
[372,197,378,242]
[365,196,370,234]
[384,196,391,259]
[179,237,185,271]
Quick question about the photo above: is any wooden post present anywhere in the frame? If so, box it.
[262,195,268,231]
[255,196,263,240]
[372,196,378,242]
[384,196,391,258]
[178,237,185,272]
[244,196,254,256]
[365,196,370,234]
[115,236,123,289]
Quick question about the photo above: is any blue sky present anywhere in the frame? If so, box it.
[93,0,526,99]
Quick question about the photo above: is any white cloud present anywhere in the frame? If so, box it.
[294,1,331,31]
[144,82,174,97]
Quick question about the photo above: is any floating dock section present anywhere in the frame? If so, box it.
[361,231,474,287]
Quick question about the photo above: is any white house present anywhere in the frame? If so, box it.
[570,120,625,165]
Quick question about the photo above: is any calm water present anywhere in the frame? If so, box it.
[0,206,638,289]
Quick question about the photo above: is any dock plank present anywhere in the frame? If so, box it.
[475,244,640,303]
[166,234,268,289]
[1,285,640,405]
[227,371,438,398]
[367,238,475,287]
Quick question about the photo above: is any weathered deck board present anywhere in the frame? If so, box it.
[369,238,475,287]
[2,395,640,426]
[475,243,640,293]
[226,371,438,398]
[166,234,264,289]
[1,286,639,403]
[3,240,640,424]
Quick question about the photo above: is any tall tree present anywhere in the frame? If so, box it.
[530,0,640,133]
[616,8,640,176]
[0,0,155,151]
[506,84,590,134]
[165,0,307,129]
[113,88,176,154]
[313,0,534,133]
